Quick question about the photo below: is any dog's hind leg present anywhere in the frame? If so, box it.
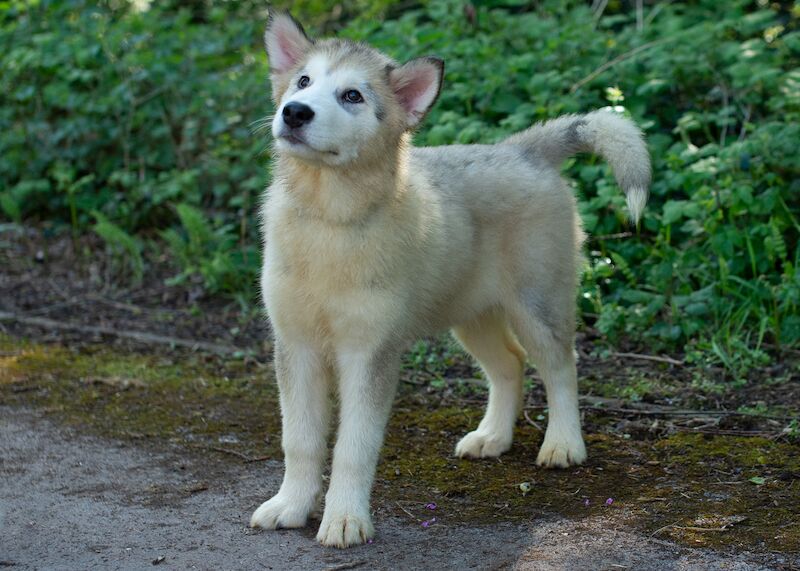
[251,340,332,530]
[508,298,586,468]
[453,310,527,459]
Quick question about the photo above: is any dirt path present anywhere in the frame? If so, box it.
[1,407,792,571]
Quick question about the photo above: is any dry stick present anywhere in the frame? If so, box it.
[593,407,796,422]
[673,427,775,437]
[590,231,633,242]
[524,403,796,422]
[85,293,187,315]
[644,0,675,27]
[570,38,668,93]
[650,519,682,537]
[24,298,81,316]
[326,562,368,571]
[395,502,420,522]
[0,311,242,355]
[673,525,733,533]
[523,409,544,432]
[208,446,269,463]
[609,351,684,366]
[636,0,643,31]
[592,0,609,25]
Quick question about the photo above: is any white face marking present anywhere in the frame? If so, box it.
[272,54,382,166]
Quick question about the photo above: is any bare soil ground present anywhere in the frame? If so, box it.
[1,407,794,571]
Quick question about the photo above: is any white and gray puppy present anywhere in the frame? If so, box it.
[251,13,651,548]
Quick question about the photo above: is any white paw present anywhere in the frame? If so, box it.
[455,429,512,459]
[316,510,374,548]
[536,433,587,468]
[250,493,314,529]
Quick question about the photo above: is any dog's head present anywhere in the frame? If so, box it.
[265,13,443,166]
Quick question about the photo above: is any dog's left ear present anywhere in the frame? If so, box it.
[265,12,313,75]
[390,57,444,129]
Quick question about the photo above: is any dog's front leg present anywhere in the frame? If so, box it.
[251,340,332,530]
[316,345,401,548]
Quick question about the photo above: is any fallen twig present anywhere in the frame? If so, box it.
[673,427,777,437]
[0,311,242,355]
[673,525,732,532]
[650,520,682,537]
[208,446,269,463]
[185,483,209,494]
[590,231,633,242]
[523,409,544,431]
[526,401,796,423]
[583,406,796,423]
[570,39,668,93]
[326,562,368,571]
[609,352,684,366]
[395,501,420,522]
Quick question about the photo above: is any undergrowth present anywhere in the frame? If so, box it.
[1,0,798,373]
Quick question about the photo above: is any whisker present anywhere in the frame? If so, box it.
[248,115,273,127]
[249,114,276,135]
[251,124,272,135]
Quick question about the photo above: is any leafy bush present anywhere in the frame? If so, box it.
[161,203,258,301]
[1,0,798,366]
[92,210,145,283]
[348,0,800,360]
[1,0,267,297]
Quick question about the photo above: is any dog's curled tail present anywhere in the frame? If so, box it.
[504,110,651,223]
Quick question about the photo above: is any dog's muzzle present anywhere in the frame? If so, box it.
[283,102,315,129]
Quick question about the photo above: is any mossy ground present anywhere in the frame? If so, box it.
[1,333,799,554]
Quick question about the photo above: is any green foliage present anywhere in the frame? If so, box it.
[1,0,799,369]
[0,0,267,242]
[403,337,464,383]
[0,191,21,223]
[161,203,258,300]
[92,210,145,283]
[348,0,800,366]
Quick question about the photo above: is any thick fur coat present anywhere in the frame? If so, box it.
[251,13,651,548]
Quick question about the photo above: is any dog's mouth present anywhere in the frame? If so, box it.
[278,132,338,156]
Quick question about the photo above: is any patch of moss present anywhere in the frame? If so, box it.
[2,333,799,553]
[377,403,800,552]
[0,334,281,458]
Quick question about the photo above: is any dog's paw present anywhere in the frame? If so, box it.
[316,511,374,548]
[250,494,313,530]
[536,434,587,468]
[455,430,512,459]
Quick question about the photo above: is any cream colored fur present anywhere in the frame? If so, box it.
[250,13,651,548]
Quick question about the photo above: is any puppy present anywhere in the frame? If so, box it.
[251,12,650,548]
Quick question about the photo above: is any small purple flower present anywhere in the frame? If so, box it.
[425,502,437,510]
[421,517,437,528]
[367,539,374,544]
[605,497,614,506]
[583,498,590,507]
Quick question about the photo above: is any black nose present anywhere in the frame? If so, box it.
[282,102,315,129]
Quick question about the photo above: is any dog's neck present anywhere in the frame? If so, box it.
[275,136,410,226]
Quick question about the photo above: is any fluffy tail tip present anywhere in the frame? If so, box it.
[626,187,648,225]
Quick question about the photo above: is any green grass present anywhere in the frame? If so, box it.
[1,0,798,372]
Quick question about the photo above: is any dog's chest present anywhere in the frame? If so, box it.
[263,214,403,345]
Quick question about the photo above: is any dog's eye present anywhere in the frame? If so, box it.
[342,89,364,104]
[297,75,310,89]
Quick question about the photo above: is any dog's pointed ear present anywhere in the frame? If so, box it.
[265,12,313,74]
[389,57,444,129]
